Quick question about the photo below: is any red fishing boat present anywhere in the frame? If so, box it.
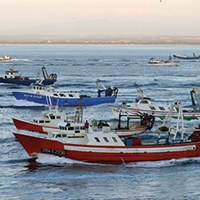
[13,105,154,138]
[12,101,200,164]
[12,106,68,134]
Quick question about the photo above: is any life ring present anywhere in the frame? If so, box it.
[169,126,176,135]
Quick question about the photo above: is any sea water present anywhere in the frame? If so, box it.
[1,44,200,200]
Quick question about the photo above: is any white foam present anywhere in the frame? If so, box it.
[36,153,87,165]
[35,153,200,167]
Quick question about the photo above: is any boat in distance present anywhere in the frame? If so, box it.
[147,56,179,66]
[0,67,57,86]
[13,101,200,164]
[0,55,11,61]
[173,53,200,60]
[12,80,118,106]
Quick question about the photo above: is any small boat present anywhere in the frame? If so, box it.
[13,101,200,164]
[173,53,200,60]
[0,67,57,86]
[147,56,179,66]
[0,55,11,61]
[12,80,118,106]
[111,98,200,121]
[114,108,155,138]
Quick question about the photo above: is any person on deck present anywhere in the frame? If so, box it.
[84,120,89,132]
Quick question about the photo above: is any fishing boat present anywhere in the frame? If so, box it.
[13,104,154,138]
[12,80,118,106]
[13,101,200,164]
[0,67,57,86]
[111,98,200,121]
[0,55,11,61]
[173,53,200,60]
[147,56,179,66]
[12,106,67,134]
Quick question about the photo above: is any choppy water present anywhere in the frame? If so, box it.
[1,44,200,200]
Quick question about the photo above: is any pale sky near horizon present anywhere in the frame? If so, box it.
[1,0,200,36]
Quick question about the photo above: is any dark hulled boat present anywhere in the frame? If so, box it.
[173,53,200,60]
[0,67,57,86]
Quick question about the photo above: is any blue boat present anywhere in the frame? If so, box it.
[12,80,118,106]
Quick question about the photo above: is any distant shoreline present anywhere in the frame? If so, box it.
[0,35,200,45]
[0,42,200,45]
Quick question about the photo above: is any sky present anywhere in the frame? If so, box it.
[1,0,200,36]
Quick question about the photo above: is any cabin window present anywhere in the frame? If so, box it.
[112,137,118,142]
[33,119,38,123]
[39,120,44,123]
[95,137,100,142]
[69,94,74,97]
[159,106,165,111]
[60,94,66,97]
[141,100,149,104]
[56,134,61,138]
[60,126,64,130]
[49,115,55,119]
[56,116,61,119]
[68,127,74,130]
[62,134,67,137]
[150,106,156,110]
[80,127,85,130]
[53,93,58,96]
[103,137,109,142]
[45,121,50,123]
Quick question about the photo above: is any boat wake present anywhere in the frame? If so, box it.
[126,157,200,168]
[35,154,200,168]
[35,153,91,165]
[11,59,29,61]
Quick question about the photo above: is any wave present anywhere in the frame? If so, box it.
[0,105,46,109]
[126,157,200,168]
[0,93,13,97]
[55,83,90,88]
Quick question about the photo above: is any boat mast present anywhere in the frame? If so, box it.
[159,100,185,142]
[74,106,83,123]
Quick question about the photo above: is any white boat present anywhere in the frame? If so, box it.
[0,55,11,61]
[111,98,200,121]
[147,57,179,66]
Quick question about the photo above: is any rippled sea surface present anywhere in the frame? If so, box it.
[1,44,200,200]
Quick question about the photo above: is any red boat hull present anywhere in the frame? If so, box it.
[12,118,54,134]
[13,132,200,164]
